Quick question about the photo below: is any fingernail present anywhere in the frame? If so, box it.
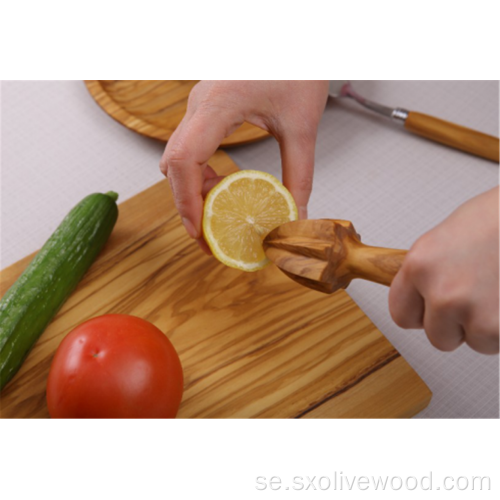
[182,217,199,239]
[299,206,308,220]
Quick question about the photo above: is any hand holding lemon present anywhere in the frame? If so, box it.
[159,81,330,255]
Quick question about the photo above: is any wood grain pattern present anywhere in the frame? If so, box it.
[264,219,407,294]
[405,111,499,162]
[84,80,271,147]
[0,151,431,418]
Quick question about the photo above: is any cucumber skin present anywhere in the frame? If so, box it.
[0,192,118,390]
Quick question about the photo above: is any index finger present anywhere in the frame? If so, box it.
[160,107,243,240]
[388,265,425,329]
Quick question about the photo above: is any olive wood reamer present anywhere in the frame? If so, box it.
[264,219,407,294]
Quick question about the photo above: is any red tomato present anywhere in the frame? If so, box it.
[46,314,183,418]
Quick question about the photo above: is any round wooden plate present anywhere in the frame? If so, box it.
[84,80,270,147]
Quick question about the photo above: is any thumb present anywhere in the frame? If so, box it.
[278,129,317,220]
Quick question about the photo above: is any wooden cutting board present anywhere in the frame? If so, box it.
[0,151,431,418]
[85,80,271,147]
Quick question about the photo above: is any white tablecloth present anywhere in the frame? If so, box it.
[1,80,498,418]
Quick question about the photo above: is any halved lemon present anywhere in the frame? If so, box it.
[203,170,298,272]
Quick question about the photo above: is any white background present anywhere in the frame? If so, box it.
[1,1,499,499]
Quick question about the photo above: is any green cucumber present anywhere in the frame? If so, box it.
[0,191,119,390]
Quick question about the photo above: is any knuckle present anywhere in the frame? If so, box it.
[425,324,464,352]
[429,291,465,316]
[427,332,460,352]
[160,145,191,182]
[403,241,432,280]
[187,82,230,117]
[423,320,464,353]
[159,154,171,176]
[389,305,406,329]
[463,308,499,354]
[467,320,498,342]
[425,332,447,351]
[186,81,204,108]
[189,82,228,114]
[388,280,407,328]
[391,307,420,331]
[388,287,419,330]
[404,248,424,276]
[163,147,188,172]
[465,335,499,355]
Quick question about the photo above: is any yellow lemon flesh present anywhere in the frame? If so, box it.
[203,170,298,272]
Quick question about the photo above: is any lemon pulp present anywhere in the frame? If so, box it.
[203,170,298,272]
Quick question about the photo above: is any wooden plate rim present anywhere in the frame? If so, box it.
[84,80,271,147]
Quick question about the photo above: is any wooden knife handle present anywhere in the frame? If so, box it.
[349,245,408,287]
[405,111,499,163]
